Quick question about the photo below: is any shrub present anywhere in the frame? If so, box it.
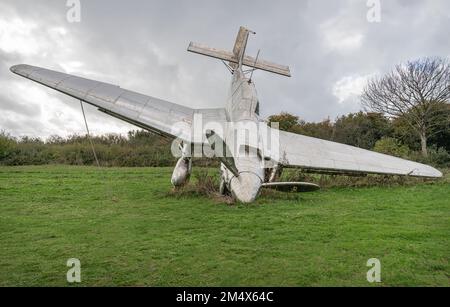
[429,147,450,167]
[373,137,410,158]
[409,146,450,168]
[0,132,16,163]
[169,169,234,204]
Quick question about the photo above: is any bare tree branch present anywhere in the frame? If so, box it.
[361,57,450,157]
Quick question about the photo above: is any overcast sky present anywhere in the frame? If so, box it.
[1,0,449,138]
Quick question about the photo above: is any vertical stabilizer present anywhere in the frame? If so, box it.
[230,26,255,69]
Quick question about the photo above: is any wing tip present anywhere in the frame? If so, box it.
[424,165,443,178]
[10,64,30,75]
[411,166,443,178]
[433,169,443,178]
[10,64,19,73]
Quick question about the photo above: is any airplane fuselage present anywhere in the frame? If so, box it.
[10,26,442,205]
[221,68,265,202]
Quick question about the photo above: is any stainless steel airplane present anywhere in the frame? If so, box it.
[10,26,442,203]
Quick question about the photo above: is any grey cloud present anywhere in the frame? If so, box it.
[0,94,41,117]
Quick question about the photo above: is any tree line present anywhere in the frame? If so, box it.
[268,110,449,168]
[1,108,448,168]
[0,131,177,167]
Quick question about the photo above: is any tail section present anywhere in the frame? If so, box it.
[187,26,291,77]
[231,26,255,69]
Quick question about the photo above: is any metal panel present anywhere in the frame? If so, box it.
[188,42,291,77]
[276,129,443,178]
[87,84,124,103]
[10,64,227,144]
[242,55,291,77]
[187,42,235,62]
[114,90,149,117]
[28,69,69,87]
[57,77,101,97]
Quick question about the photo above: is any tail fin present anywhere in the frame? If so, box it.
[231,26,254,69]
[187,26,291,77]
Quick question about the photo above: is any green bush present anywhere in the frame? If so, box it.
[409,146,450,168]
[0,132,16,162]
[429,147,450,167]
[373,137,410,158]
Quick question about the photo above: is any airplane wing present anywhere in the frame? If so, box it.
[271,129,442,178]
[10,64,227,142]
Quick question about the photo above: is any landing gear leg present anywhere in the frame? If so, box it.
[219,178,230,196]
[219,164,231,196]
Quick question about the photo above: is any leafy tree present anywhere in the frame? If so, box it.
[333,112,393,149]
[294,118,334,141]
[393,102,450,152]
[362,57,450,157]
[268,112,299,132]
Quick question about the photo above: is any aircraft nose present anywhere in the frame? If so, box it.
[230,172,262,203]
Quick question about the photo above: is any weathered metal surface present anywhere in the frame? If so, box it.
[242,55,291,77]
[232,26,252,60]
[171,143,192,187]
[187,42,291,77]
[229,172,262,203]
[272,129,443,178]
[10,64,227,143]
[187,43,235,63]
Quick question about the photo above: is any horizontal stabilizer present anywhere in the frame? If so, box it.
[188,42,291,77]
[188,42,235,62]
[262,182,320,193]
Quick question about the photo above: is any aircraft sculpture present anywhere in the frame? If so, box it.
[10,26,442,203]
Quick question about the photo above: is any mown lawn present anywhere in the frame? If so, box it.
[0,165,448,286]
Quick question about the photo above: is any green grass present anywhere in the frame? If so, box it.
[0,165,448,286]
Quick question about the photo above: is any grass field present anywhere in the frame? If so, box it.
[0,165,448,286]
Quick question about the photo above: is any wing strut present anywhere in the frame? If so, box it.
[80,100,100,167]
